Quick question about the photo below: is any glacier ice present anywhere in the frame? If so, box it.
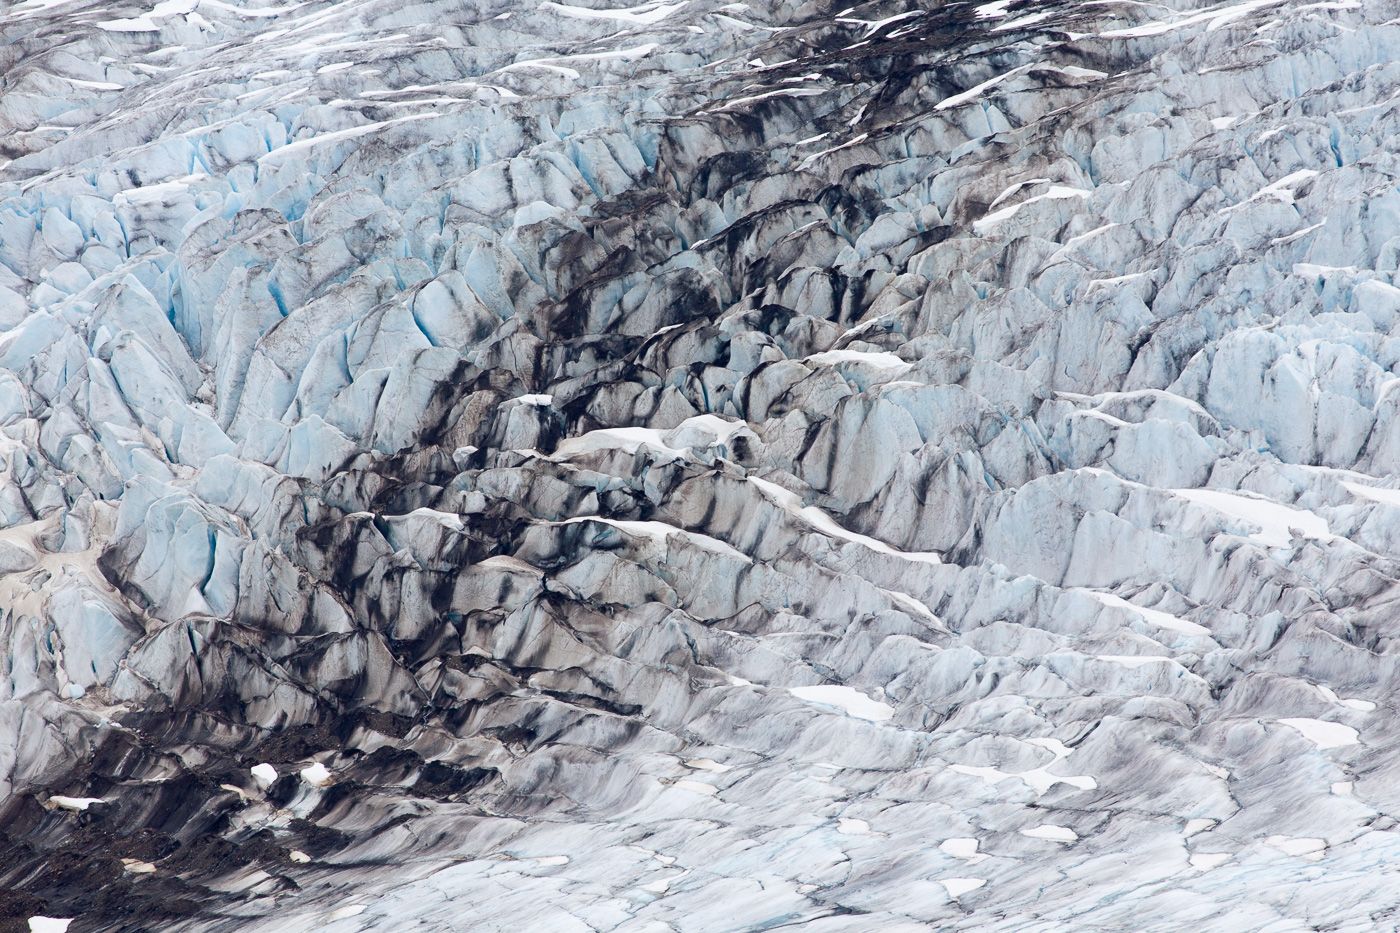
[3,0,1400,929]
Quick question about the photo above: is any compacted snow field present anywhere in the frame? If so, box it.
[4,0,1400,929]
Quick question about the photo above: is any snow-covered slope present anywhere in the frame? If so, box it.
[4,0,1400,929]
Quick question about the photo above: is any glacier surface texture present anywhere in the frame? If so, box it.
[3,0,1400,929]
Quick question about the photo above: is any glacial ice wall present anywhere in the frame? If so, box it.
[4,0,1400,929]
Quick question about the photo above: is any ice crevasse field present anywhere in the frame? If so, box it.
[4,0,1400,929]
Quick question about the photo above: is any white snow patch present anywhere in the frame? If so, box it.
[1265,835,1326,859]
[392,508,465,532]
[97,0,198,31]
[1332,781,1354,795]
[749,476,942,565]
[1272,221,1326,245]
[974,186,1089,233]
[1277,717,1359,749]
[1343,481,1400,507]
[543,1,685,25]
[789,684,895,722]
[1190,852,1231,870]
[550,414,749,462]
[1185,818,1214,836]
[300,762,334,786]
[1220,169,1318,213]
[1314,684,1376,712]
[836,8,920,35]
[1052,222,1122,256]
[719,87,826,110]
[1101,0,1280,37]
[673,779,718,796]
[667,414,750,449]
[947,762,1096,796]
[797,132,868,170]
[989,178,1052,210]
[113,176,201,205]
[974,0,1009,17]
[880,588,945,627]
[640,869,689,893]
[936,64,1031,110]
[552,426,682,460]
[47,796,103,812]
[941,877,987,897]
[64,78,124,91]
[1173,487,1336,548]
[555,516,750,561]
[261,112,436,160]
[1021,824,1077,843]
[1080,589,1209,636]
[328,904,367,921]
[940,837,984,861]
[1027,737,1074,758]
[27,921,72,933]
[500,43,658,81]
[1096,654,1175,669]
[837,818,872,835]
[805,349,907,369]
[994,10,1054,29]
[199,0,308,16]
[1038,63,1108,79]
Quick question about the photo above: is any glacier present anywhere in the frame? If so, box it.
[4,0,1400,928]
